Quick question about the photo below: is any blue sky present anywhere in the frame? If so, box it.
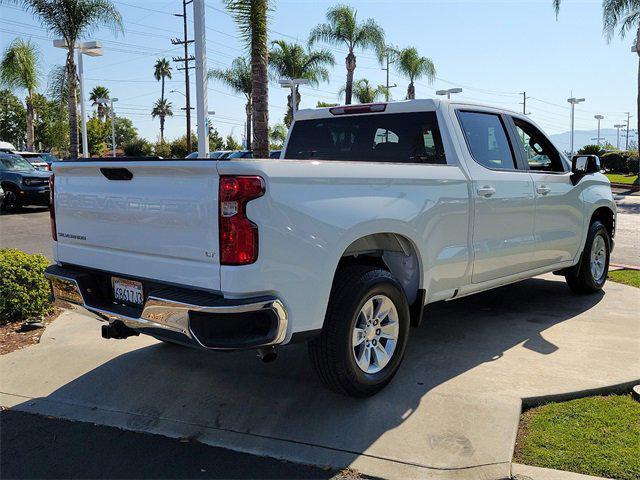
[1,0,637,146]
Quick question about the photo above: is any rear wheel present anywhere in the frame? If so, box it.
[565,220,610,294]
[1,187,21,213]
[308,265,410,397]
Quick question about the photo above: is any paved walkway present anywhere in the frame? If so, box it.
[1,275,638,479]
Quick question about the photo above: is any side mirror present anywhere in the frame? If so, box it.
[572,154,601,175]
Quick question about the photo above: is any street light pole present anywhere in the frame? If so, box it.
[97,97,118,157]
[193,0,209,158]
[594,115,604,146]
[436,88,463,100]
[625,112,632,150]
[614,123,625,149]
[567,97,585,158]
[279,78,310,116]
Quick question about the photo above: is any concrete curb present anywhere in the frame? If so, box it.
[511,463,610,480]
[520,380,640,409]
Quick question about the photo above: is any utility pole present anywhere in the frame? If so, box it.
[520,92,530,115]
[193,0,209,158]
[614,123,625,149]
[381,48,397,102]
[173,0,195,153]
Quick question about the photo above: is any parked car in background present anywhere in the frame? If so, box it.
[227,150,253,159]
[14,152,50,171]
[0,141,17,153]
[185,151,233,159]
[0,184,5,212]
[0,152,51,212]
[46,99,616,397]
[38,152,60,167]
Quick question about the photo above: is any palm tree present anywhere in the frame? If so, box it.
[339,78,387,104]
[4,0,123,159]
[224,0,270,158]
[89,85,109,120]
[269,123,287,146]
[554,0,639,156]
[153,58,172,104]
[269,40,335,125]
[151,98,173,142]
[209,57,253,150]
[309,5,385,105]
[396,47,436,100]
[0,39,39,151]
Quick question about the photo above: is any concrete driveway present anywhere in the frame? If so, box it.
[1,275,638,479]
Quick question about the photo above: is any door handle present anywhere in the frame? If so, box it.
[536,185,551,195]
[477,185,496,197]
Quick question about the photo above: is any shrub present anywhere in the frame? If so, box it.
[600,151,635,173]
[169,134,197,158]
[0,249,52,324]
[577,144,606,156]
[153,140,171,158]
[123,138,152,157]
[626,155,639,176]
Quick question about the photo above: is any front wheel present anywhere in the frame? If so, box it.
[1,188,21,213]
[308,265,410,397]
[565,220,610,294]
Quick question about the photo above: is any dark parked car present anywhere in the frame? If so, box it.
[0,152,51,212]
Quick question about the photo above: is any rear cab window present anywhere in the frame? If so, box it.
[285,112,447,164]
[457,111,517,170]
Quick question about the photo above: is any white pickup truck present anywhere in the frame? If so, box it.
[46,99,616,397]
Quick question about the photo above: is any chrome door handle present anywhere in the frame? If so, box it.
[536,185,551,195]
[477,185,496,197]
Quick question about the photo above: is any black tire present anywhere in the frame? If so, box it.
[308,265,410,397]
[1,187,22,213]
[565,220,610,294]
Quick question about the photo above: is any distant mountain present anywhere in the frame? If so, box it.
[548,128,637,153]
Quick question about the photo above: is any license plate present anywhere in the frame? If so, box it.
[112,277,143,307]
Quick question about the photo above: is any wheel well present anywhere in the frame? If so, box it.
[337,233,421,305]
[591,207,615,239]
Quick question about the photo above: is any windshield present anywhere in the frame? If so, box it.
[0,155,35,171]
[285,112,446,164]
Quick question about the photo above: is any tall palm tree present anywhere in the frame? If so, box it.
[153,58,172,105]
[209,57,253,150]
[0,39,39,151]
[89,85,109,120]
[269,40,335,125]
[151,98,173,142]
[4,0,123,159]
[554,0,639,156]
[224,0,270,158]
[396,47,436,100]
[339,78,387,104]
[309,5,385,105]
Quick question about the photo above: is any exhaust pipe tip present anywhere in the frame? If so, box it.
[257,346,278,363]
[102,322,139,340]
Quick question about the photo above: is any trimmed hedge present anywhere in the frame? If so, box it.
[600,151,639,174]
[0,249,52,324]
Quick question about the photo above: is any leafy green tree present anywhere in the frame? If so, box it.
[339,78,387,103]
[0,89,26,147]
[4,0,123,159]
[151,98,173,142]
[224,0,270,158]
[554,0,639,156]
[0,39,39,151]
[209,127,225,151]
[209,57,253,150]
[169,133,197,158]
[89,85,109,120]
[269,123,287,147]
[317,101,338,107]
[269,40,334,125]
[224,134,242,151]
[32,93,69,153]
[577,144,608,156]
[113,116,137,148]
[123,138,152,157]
[396,47,436,99]
[153,140,171,158]
[309,5,385,105]
[85,114,109,156]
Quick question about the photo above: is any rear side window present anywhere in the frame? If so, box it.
[285,112,446,164]
[457,111,516,170]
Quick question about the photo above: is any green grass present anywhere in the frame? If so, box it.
[609,269,640,288]
[514,395,640,480]
[605,173,639,185]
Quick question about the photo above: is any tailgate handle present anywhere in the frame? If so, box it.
[100,168,133,181]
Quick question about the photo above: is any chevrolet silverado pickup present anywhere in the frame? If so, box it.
[46,99,616,397]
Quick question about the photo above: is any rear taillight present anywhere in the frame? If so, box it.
[219,175,265,265]
[49,173,57,241]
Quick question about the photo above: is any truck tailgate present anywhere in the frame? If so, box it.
[52,161,221,291]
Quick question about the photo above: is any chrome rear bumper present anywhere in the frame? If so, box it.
[45,265,288,350]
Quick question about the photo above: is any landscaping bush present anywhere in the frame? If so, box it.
[577,144,606,156]
[0,249,52,324]
[626,155,639,176]
[600,151,635,173]
[153,140,171,158]
[123,138,152,157]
